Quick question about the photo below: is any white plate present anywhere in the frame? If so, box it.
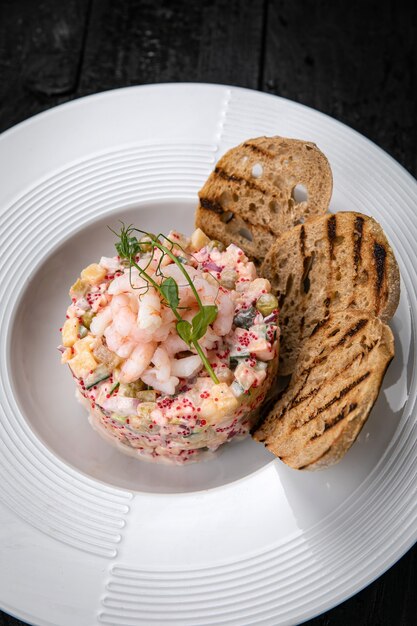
[0,84,416,626]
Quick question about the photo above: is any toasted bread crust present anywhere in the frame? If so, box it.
[195,136,333,263]
[253,310,394,470]
[260,211,400,375]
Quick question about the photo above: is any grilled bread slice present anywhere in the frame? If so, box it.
[261,211,400,375]
[253,309,394,470]
[195,136,333,263]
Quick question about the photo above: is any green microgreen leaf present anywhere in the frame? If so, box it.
[160,277,179,310]
[191,305,218,341]
[176,319,193,346]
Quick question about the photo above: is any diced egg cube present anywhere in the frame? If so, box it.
[81,263,107,286]
[199,383,239,423]
[190,228,210,251]
[68,350,98,379]
[61,318,79,347]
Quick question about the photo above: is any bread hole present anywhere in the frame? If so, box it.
[219,190,233,207]
[328,328,340,337]
[335,270,342,281]
[292,184,308,203]
[278,259,287,268]
[251,163,263,178]
[221,211,234,224]
[305,145,313,151]
[269,200,278,213]
[331,290,340,304]
[360,334,368,348]
[335,235,345,245]
[238,227,253,241]
[249,202,256,212]
[284,316,289,325]
[232,192,239,202]
[259,197,265,206]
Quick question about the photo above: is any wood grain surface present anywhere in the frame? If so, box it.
[0,1,416,625]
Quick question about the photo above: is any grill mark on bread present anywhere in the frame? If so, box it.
[353,215,364,275]
[200,204,277,238]
[243,141,273,158]
[311,318,328,336]
[374,242,387,310]
[316,372,370,416]
[327,214,337,258]
[288,371,371,434]
[310,402,358,441]
[336,318,369,346]
[288,352,364,414]
[214,166,268,194]
[200,197,224,214]
[300,225,306,257]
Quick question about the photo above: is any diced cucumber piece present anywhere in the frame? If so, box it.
[85,365,111,389]
[111,413,127,424]
[108,382,120,396]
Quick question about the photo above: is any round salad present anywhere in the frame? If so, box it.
[59,226,279,464]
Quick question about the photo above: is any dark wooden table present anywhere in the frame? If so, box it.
[0,1,416,624]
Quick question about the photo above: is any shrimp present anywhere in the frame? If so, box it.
[171,354,202,379]
[111,293,138,315]
[151,346,171,382]
[176,275,217,308]
[104,325,136,359]
[141,369,179,395]
[111,297,137,338]
[164,332,189,356]
[152,322,173,342]
[213,290,234,336]
[137,287,162,333]
[163,263,199,283]
[119,342,157,383]
[108,269,147,295]
[90,306,113,336]
[199,326,220,350]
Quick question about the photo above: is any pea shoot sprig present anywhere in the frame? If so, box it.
[110,223,219,384]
